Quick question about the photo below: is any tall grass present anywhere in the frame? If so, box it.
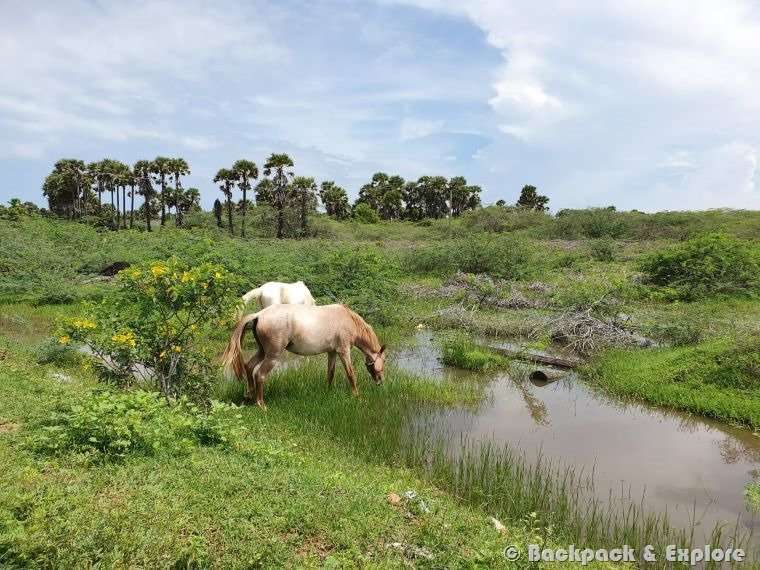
[219,359,753,560]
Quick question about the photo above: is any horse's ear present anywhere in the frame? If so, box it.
[380,345,386,354]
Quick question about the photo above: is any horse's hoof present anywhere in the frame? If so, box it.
[256,402,267,410]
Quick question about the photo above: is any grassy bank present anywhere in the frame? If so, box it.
[586,339,760,430]
[0,341,543,568]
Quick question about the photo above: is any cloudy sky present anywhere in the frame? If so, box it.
[2,0,760,211]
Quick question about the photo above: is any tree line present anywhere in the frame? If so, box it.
[40,153,549,238]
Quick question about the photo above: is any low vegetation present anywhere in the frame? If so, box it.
[2,202,760,564]
[440,333,511,371]
[587,336,760,429]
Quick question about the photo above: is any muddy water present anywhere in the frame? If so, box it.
[393,331,760,545]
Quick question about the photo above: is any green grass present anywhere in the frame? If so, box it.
[746,482,760,512]
[586,339,760,430]
[440,333,511,371]
[0,339,622,568]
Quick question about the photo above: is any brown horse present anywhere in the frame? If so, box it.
[221,304,386,407]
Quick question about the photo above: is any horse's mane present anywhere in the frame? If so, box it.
[344,305,381,352]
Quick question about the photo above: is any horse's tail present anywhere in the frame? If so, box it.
[221,312,260,381]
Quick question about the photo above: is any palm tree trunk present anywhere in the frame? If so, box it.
[241,186,247,237]
[226,194,234,235]
[145,192,152,232]
[160,177,166,226]
[114,187,119,230]
[129,184,135,228]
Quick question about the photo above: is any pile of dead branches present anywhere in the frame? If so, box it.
[539,307,654,356]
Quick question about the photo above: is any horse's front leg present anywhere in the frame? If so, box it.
[327,351,337,386]
[337,350,358,397]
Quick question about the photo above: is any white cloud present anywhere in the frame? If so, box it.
[393,0,760,209]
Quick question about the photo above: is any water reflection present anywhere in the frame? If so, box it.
[392,331,760,544]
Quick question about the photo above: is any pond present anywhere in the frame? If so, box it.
[393,331,760,547]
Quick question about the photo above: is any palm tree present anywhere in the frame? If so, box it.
[231,159,258,238]
[319,181,350,220]
[169,158,190,226]
[291,176,317,236]
[134,160,154,232]
[150,156,171,226]
[177,187,200,226]
[87,160,105,209]
[262,153,295,239]
[213,198,223,228]
[214,168,236,235]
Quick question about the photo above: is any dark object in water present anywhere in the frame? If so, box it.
[529,368,566,386]
[100,261,131,276]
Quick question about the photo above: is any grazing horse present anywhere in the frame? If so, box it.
[221,304,386,407]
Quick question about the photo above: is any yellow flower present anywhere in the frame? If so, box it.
[180,271,193,283]
[72,318,96,330]
[58,335,70,345]
[214,271,222,279]
[190,324,197,331]
[159,350,167,358]
[150,264,168,277]
[172,345,182,353]
[111,330,137,348]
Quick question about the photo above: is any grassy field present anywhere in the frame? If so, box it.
[2,208,760,566]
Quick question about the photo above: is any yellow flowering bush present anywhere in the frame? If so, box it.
[58,258,239,401]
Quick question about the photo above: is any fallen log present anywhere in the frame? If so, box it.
[487,345,583,369]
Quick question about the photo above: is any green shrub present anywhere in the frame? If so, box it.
[353,203,380,224]
[553,208,628,239]
[27,390,245,460]
[440,333,509,371]
[35,338,81,366]
[405,236,537,280]
[639,233,760,300]
[308,246,399,325]
[589,239,616,262]
[459,206,551,234]
[58,259,239,401]
[644,319,704,347]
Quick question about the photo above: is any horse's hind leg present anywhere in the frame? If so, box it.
[254,356,278,408]
[243,350,264,403]
[327,351,337,386]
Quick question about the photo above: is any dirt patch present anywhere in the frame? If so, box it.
[0,418,20,434]
[295,533,334,561]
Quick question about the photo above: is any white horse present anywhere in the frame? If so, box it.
[239,281,315,315]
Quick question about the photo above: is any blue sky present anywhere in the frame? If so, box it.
[2,0,759,211]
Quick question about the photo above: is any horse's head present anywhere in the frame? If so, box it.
[365,345,386,384]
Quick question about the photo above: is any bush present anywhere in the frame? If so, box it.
[553,208,628,239]
[588,239,616,262]
[644,319,704,347]
[459,206,551,234]
[353,203,380,224]
[639,233,760,300]
[58,259,239,401]
[440,333,509,371]
[405,236,537,280]
[308,247,399,325]
[27,390,245,461]
[35,338,81,366]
